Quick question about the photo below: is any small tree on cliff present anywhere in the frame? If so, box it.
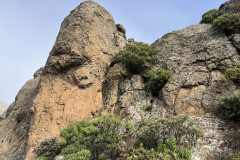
[113,42,158,75]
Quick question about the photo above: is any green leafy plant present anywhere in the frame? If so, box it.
[60,114,135,160]
[143,68,172,96]
[119,141,191,160]
[118,143,168,160]
[113,42,158,75]
[158,139,192,160]
[200,9,219,24]
[63,149,91,160]
[134,115,203,150]
[212,13,240,36]
[215,90,240,121]
[224,64,240,83]
[230,152,240,160]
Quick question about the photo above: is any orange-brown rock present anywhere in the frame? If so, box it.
[0,1,126,160]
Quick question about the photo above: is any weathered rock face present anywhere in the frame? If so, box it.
[103,23,240,159]
[190,113,240,159]
[0,1,126,160]
[218,0,240,16]
[152,24,240,116]
[232,34,240,52]
[0,78,41,160]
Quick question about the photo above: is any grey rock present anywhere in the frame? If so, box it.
[218,0,240,16]
[232,34,240,52]
[152,24,240,116]
[0,77,41,160]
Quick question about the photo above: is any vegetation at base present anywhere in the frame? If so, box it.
[34,115,202,160]
[119,141,192,160]
[63,149,91,160]
[215,90,240,121]
[120,115,202,160]
[224,64,240,83]
[143,68,172,96]
[60,115,135,160]
[134,115,203,150]
[118,143,167,160]
[200,9,219,24]
[212,13,240,36]
[113,41,158,75]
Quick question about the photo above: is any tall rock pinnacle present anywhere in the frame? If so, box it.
[0,1,126,160]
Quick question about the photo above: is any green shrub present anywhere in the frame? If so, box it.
[200,9,219,24]
[212,13,240,36]
[36,153,47,160]
[33,137,60,160]
[224,64,240,83]
[143,68,172,96]
[119,141,191,160]
[60,114,135,160]
[134,115,203,150]
[59,143,85,156]
[63,149,91,160]
[113,42,158,75]
[118,144,168,160]
[215,90,240,121]
[158,139,192,160]
[230,152,240,160]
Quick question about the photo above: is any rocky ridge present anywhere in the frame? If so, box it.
[0,0,240,159]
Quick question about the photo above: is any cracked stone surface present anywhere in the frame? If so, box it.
[218,0,240,16]
[152,24,240,116]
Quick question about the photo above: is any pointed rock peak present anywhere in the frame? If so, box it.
[44,0,126,74]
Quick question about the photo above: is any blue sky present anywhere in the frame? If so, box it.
[0,0,227,105]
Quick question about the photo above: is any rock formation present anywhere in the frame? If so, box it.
[218,0,240,16]
[153,24,240,116]
[0,1,126,160]
[1,0,240,159]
